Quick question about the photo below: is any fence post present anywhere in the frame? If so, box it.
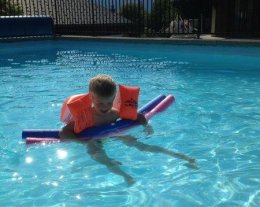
[54,0,58,36]
[197,13,202,39]
[138,0,141,36]
[91,0,95,35]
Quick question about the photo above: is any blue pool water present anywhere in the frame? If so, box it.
[0,39,260,207]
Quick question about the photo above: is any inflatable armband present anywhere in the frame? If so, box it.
[60,94,86,124]
[61,94,94,133]
[115,85,140,120]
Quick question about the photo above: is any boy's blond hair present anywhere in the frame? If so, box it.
[89,74,116,97]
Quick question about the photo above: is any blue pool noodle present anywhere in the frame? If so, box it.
[22,95,166,139]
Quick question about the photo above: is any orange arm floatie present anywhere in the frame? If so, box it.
[114,84,140,120]
[61,94,94,133]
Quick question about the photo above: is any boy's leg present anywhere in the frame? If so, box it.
[86,140,135,185]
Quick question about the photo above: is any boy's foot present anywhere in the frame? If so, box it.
[184,161,199,169]
[125,176,135,186]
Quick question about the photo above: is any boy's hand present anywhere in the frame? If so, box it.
[136,113,154,135]
[136,113,148,125]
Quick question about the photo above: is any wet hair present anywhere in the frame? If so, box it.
[89,74,116,97]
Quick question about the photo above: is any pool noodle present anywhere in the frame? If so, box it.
[26,137,61,144]
[23,94,169,143]
[26,95,174,144]
[145,95,174,120]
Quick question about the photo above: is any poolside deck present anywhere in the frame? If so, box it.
[58,34,260,46]
[1,34,260,46]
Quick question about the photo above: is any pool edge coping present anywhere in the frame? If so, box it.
[1,35,260,46]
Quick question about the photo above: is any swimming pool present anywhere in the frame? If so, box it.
[0,39,259,206]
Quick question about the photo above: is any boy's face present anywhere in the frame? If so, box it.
[91,93,115,115]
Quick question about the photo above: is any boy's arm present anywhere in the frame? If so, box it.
[59,112,151,138]
[59,122,77,139]
[136,113,154,135]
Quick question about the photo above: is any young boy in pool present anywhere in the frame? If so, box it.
[59,74,147,138]
[59,74,197,186]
